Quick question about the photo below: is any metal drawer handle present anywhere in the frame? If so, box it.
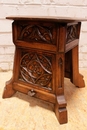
[28,89,36,97]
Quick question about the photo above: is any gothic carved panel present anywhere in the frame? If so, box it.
[17,22,56,44]
[66,24,78,43]
[19,51,53,90]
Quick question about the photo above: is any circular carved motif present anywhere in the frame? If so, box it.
[19,52,52,90]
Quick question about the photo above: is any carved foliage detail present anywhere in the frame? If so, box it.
[19,52,53,90]
[66,25,78,43]
[18,24,54,44]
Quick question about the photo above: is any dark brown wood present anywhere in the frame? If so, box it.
[55,95,67,124]
[71,46,85,87]
[65,39,79,53]
[2,16,85,124]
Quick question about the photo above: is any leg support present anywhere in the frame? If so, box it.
[55,95,67,124]
[2,78,16,98]
[71,46,85,87]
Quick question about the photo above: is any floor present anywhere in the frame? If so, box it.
[0,69,87,130]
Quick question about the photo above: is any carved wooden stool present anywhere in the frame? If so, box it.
[3,16,85,124]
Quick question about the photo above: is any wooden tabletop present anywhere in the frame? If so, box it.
[6,16,87,23]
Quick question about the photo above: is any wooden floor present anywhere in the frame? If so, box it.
[0,69,87,130]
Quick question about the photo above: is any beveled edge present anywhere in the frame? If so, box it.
[6,15,87,23]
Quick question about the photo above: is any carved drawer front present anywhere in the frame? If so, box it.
[13,21,58,51]
[18,48,56,93]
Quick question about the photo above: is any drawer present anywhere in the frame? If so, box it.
[12,21,58,52]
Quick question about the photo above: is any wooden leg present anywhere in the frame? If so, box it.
[55,95,67,124]
[2,48,20,98]
[71,45,85,88]
[55,53,67,124]
[2,78,16,98]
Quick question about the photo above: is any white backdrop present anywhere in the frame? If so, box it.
[0,0,87,70]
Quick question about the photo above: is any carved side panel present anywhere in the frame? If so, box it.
[19,51,53,90]
[17,21,56,45]
[66,24,79,43]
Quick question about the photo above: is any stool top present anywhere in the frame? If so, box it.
[6,15,87,23]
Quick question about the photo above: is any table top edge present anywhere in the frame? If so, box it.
[6,15,87,23]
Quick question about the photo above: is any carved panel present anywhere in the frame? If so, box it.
[17,22,56,44]
[66,24,78,43]
[19,51,53,90]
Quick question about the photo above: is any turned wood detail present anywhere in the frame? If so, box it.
[19,51,53,90]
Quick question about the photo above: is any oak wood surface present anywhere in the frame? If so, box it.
[3,16,85,124]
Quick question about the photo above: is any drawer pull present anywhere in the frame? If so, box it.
[28,89,36,97]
